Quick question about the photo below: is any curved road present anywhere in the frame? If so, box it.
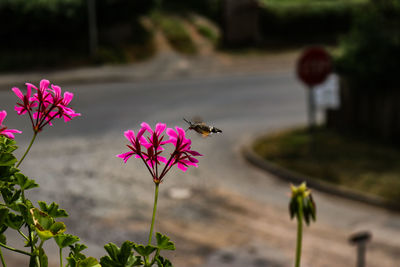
[1,69,400,266]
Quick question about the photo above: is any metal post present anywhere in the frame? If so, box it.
[308,87,316,132]
[307,87,316,153]
[87,0,98,57]
[349,231,372,267]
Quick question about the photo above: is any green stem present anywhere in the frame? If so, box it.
[0,242,32,257]
[59,248,63,267]
[35,255,41,267]
[148,183,160,245]
[295,197,303,267]
[38,240,44,250]
[18,230,29,242]
[16,131,38,168]
[35,240,44,267]
[0,247,6,267]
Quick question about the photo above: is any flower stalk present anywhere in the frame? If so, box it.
[0,248,6,267]
[289,182,316,267]
[16,131,37,168]
[148,183,160,245]
[295,196,303,267]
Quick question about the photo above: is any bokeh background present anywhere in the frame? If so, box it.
[1,0,400,266]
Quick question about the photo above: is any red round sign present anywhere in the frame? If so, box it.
[296,47,332,87]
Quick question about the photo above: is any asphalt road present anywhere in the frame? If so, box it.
[1,70,400,266]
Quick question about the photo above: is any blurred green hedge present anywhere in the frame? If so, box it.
[259,0,368,44]
[335,0,400,89]
[0,0,156,70]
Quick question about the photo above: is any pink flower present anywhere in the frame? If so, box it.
[166,127,203,171]
[12,79,81,132]
[12,83,37,115]
[117,128,147,163]
[0,110,22,139]
[117,122,202,184]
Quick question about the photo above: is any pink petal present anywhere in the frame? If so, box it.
[0,110,6,125]
[25,83,38,91]
[124,130,135,142]
[40,79,50,91]
[2,129,22,139]
[155,123,166,135]
[166,128,177,138]
[188,150,202,156]
[12,87,24,100]
[51,84,62,98]
[14,106,27,115]
[176,127,186,137]
[63,92,74,105]
[117,151,134,163]
[188,157,199,163]
[177,163,188,172]
[137,127,146,139]
[158,156,168,164]
[140,122,153,133]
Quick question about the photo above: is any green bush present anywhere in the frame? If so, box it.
[335,0,400,89]
[0,0,156,70]
[259,0,368,44]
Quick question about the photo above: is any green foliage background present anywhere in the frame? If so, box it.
[335,0,400,89]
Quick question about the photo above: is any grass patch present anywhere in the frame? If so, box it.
[253,127,400,202]
[151,12,197,55]
[195,24,219,45]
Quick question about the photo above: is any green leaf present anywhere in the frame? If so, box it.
[69,243,88,256]
[54,233,80,248]
[0,207,9,225]
[309,195,317,222]
[1,187,21,207]
[38,201,68,218]
[0,136,17,153]
[67,257,77,267]
[18,202,34,225]
[289,198,296,219]
[133,244,156,257]
[0,233,6,244]
[155,255,173,267]
[101,241,142,267]
[30,208,66,241]
[0,166,18,183]
[0,153,17,166]
[76,257,101,267]
[15,173,38,190]
[119,241,134,263]
[5,212,24,230]
[155,233,175,251]
[68,243,88,265]
[104,242,120,261]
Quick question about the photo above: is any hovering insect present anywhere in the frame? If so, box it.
[183,118,222,137]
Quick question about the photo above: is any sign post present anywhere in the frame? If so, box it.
[296,47,332,131]
[296,47,332,153]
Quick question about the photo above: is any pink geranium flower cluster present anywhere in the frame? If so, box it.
[0,110,22,139]
[118,122,202,184]
[12,79,80,133]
